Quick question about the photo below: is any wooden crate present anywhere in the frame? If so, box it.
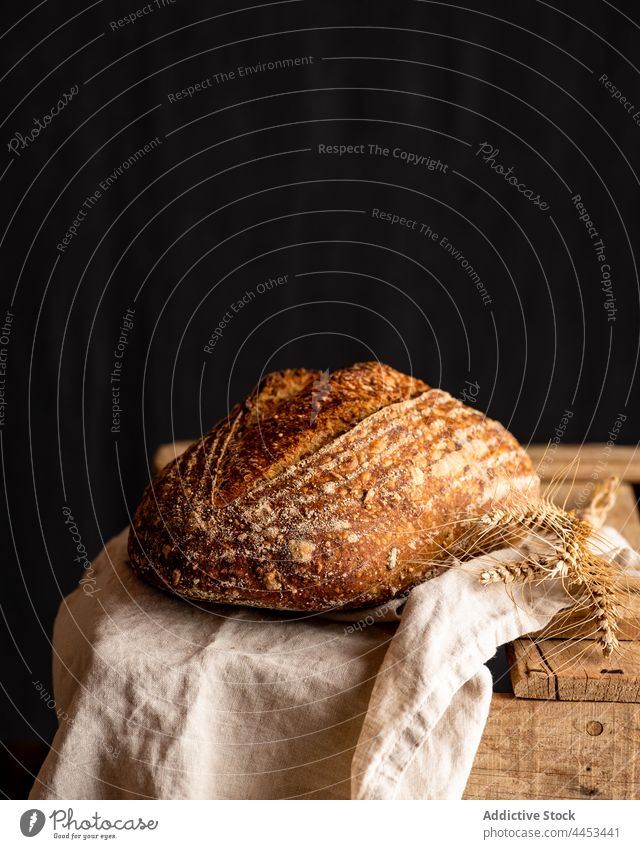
[465,445,640,799]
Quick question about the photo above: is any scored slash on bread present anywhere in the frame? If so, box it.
[128,362,539,611]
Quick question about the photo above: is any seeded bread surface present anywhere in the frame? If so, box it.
[128,362,538,610]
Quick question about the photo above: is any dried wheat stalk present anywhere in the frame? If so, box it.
[456,483,624,657]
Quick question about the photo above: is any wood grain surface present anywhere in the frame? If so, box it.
[464,693,640,800]
[528,443,640,483]
[507,639,640,702]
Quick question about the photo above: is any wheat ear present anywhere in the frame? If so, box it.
[462,492,622,657]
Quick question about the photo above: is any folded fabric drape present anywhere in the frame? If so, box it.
[30,526,638,800]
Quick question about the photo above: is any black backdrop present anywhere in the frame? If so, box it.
[1,0,639,768]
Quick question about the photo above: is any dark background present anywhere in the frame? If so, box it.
[1,0,639,797]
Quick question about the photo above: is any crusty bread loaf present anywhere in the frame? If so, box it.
[128,362,539,610]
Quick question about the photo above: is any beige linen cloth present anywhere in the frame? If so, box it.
[30,526,638,800]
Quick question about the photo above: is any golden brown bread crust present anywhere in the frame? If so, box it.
[128,362,539,611]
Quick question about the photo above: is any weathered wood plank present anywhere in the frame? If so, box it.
[528,443,640,483]
[465,693,640,800]
[508,639,640,703]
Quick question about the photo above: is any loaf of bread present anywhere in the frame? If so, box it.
[128,362,539,610]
